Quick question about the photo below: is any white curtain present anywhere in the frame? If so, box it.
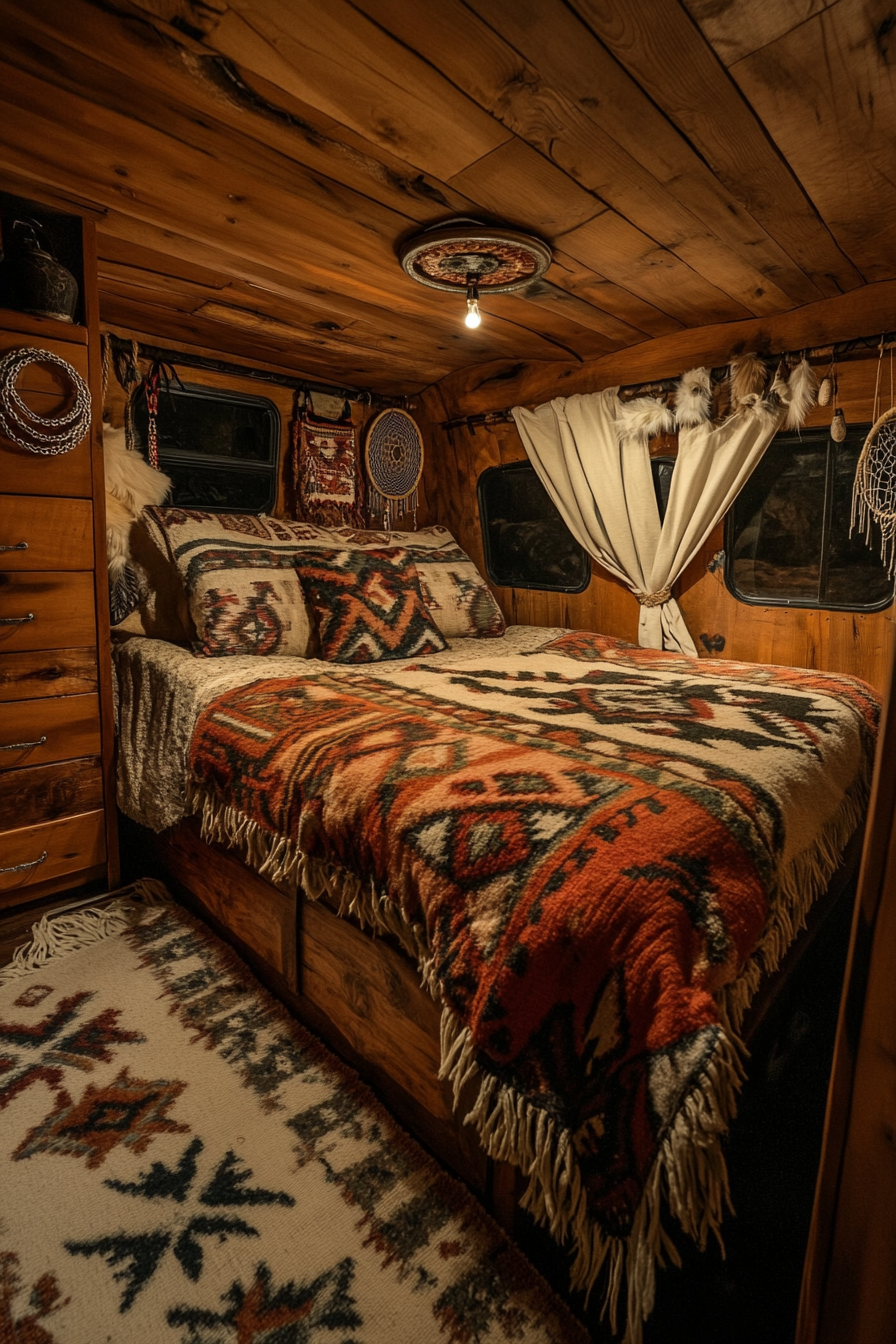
[512,385,785,655]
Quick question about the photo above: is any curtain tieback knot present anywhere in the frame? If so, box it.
[635,587,672,608]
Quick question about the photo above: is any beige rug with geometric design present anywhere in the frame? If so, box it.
[0,882,586,1343]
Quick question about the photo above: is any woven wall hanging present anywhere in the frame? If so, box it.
[364,408,424,527]
[291,395,364,527]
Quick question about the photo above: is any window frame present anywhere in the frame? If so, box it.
[477,460,591,594]
[133,379,281,515]
[724,422,895,614]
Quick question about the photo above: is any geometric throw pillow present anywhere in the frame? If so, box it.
[405,544,506,639]
[324,525,506,640]
[295,547,448,663]
[142,508,329,657]
[186,546,313,657]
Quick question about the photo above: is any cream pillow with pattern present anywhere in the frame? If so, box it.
[143,509,328,657]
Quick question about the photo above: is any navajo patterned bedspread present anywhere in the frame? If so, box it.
[186,631,878,1339]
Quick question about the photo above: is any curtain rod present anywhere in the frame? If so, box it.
[107,334,400,408]
[438,330,896,434]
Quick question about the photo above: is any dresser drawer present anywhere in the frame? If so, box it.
[0,693,100,768]
[0,757,103,828]
[0,648,97,702]
[0,496,94,569]
[0,336,93,498]
[0,809,105,897]
[0,571,96,651]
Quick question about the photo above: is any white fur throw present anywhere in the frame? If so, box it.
[103,424,171,578]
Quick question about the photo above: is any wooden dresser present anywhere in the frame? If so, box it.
[0,213,118,910]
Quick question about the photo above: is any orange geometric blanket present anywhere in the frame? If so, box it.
[186,632,879,1341]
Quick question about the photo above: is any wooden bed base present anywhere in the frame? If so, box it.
[147,815,863,1234]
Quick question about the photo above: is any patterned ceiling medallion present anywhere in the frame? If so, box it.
[398,222,552,294]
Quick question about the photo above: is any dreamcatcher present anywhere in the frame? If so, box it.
[364,408,424,528]
[852,340,896,574]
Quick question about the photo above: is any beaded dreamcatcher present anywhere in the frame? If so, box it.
[364,408,424,528]
[852,342,896,575]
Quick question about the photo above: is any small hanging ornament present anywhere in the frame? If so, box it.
[831,408,847,442]
[817,374,833,407]
[829,357,846,440]
[784,354,819,430]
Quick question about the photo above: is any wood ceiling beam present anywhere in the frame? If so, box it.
[569,0,862,297]
[431,278,896,417]
[99,297,444,390]
[686,0,896,280]
[683,0,840,66]
[0,64,570,367]
[125,0,514,180]
[547,251,683,339]
[0,3,650,380]
[100,315,398,388]
[0,0,478,226]
[355,0,835,313]
[551,213,750,327]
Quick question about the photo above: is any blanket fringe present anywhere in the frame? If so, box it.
[188,785,433,980]
[439,1004,741,1344]
[0,879,170,987]
[185,768,870,1344]
[718,774,868,1033]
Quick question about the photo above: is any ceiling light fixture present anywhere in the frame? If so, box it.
[398,220,552,331]
[464,279,481,329]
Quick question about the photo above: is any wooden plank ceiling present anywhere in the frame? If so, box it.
[0,0,892,394]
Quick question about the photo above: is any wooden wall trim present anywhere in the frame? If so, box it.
[83,218,119,889]
[798,642,896,1344]
[430,279,896,417]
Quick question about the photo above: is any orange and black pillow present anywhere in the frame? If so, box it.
[295,547,448,663]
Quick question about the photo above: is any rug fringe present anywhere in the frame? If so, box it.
[0,879,170,987]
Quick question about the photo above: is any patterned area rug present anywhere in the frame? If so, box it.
[0,884,586,1344]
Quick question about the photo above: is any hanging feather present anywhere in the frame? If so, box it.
[615,395,674,443]
[831,408,847,442]
[784,356,819,430]
[673,367,712,428]
[817,375,833,407]
[729,352,768,410]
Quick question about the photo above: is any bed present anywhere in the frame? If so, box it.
[113,507,879,1344]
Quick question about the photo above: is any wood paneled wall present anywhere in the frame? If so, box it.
[420,294,896,692]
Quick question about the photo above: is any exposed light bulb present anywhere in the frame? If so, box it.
[464,279,481,329]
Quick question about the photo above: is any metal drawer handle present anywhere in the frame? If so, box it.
[0,850,47,875]
[0,612,34,625]
[0,541,28,553]
[0,735,47,750]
